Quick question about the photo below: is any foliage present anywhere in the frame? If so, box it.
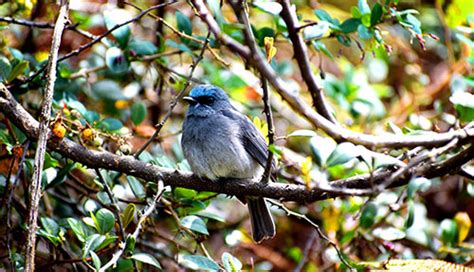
[0,0,473,271]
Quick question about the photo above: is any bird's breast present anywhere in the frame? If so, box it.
[182,115,262,180]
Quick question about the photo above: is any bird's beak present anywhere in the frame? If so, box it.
[183,96,196,104]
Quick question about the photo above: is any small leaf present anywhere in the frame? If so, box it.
[193,211,225,223]
[174,187,198,199]
[358,0,371,15]
[90,251,101,271]
[310,136,337,166]
[407,177,431,199]
[67,218,89,243]
[176,11,192,36]
[92,80,126,101]
[99,118,123,132]
[373,227,406,241]
[83,234,106,259]
[95,208,115,234]
[371,3,383,26]
[7,60,28,82]
[340,18,361,33]
[121,203,136,229]
[0,55,12,82]
[222,252,242,272]
[326,142,358,167]
[357,24,372,40]
[179,255,220,271]
[405,200,415,229]
[41,217,59,236]
[128,39,158,56]
[454,212,471,242]
[264,37,277,63]
[440,219,458,246]
[405,14,422,34]
[131,101,147,125]
[253,1,282,15]
[131,253,162,269]
[127,176,146,200]
[180,215,209,235]
[105,47,129,74]
[360,202,377,229]
[450,92,474,122]
[103,8,132,47]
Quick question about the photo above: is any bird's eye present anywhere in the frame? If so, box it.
[199,96,215,105]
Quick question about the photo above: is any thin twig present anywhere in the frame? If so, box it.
[11,1,177,88]
[0,16,97,40]
[25,2,68,271]
[134,31,211,158]
[268,200,352,269]
[278,0,336,123]
[239,1,275,183]
[99,182,165,272]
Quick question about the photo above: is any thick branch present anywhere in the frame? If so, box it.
[25,2,68,272]
[1,84,472,204]
[190,0,474,149]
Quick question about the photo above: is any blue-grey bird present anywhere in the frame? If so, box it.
[181,84,275,243]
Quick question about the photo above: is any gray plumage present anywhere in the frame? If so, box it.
[181,84,275,243]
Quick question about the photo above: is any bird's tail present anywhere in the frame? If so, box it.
[247,197,275,243]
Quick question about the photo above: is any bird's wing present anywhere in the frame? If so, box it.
[222,109,270,168]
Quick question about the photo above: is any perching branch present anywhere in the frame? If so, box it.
[190,0,474,149]
[1,83,472,205]
[25,2,69,271]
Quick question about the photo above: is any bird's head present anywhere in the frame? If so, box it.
[183,84,231,117]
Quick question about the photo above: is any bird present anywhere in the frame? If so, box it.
[181,84,276,243]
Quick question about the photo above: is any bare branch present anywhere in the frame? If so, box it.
[190,0,474,149]
[25,2,69,271]
[278,0,336,123]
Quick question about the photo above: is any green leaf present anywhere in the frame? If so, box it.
[340,18,361,33]
[67,218,90,243]
[405,14,422,34]
[310,136,337,167]
[174,187,198,199]
[99,118,123,132]
[83,234,106,259]
[326,142,358,167]
[127,176,146,200]
[90,251,101,271]
[303,22,329,40]
[440,219,458,246]
[371,3,383,26]
[357,24,372,40]
[95,208,115,234]
[360,202,377,228]
[287,129,318,138]
[194,211,225,223]
[315,9,333,22]
[95,235,118,251]
[84,110,100,124]
[179,255,220,271]
[351,6,362,18]
[312,40,334,60]
[180,215,209,235]
[253,1,282,15]
[405,200,415,229]
[7,60,28,83]
[358,0,371,15]
[103,8,132,48]
[176,11,192,36]
[0,55,12,82]
[407,177,431,199]
[105,47,129,74]
[131,101,147,125]
[41,217,59,236]
[450,92,474,122]
[121,203,136,229]
[222,252,242,272]
[128,39,158,56]
[131,253,162,269]
[92,80,126,100]
[372,227,406,241]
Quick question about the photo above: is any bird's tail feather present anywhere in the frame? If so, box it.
[247,197,275,243]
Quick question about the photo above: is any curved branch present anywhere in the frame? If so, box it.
[190,0,474,149]
[1,84,472,204]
